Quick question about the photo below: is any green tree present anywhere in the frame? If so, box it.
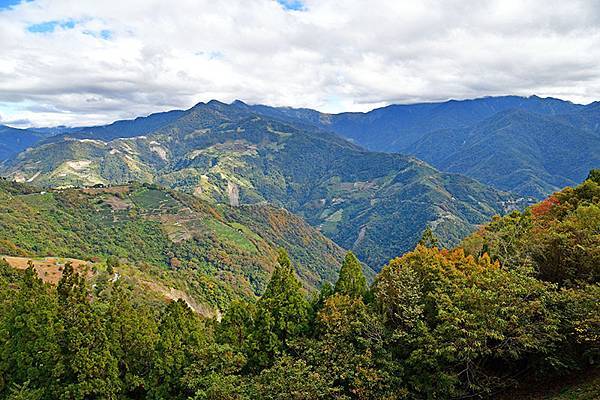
[105,281,159,397]
[248,249,310,369]
[334,251,367,299]
[418,226,439,248]
[587,168,600,184]
[56,262,120,399]
[0,264,62,399]
[7,381,44,400]
[374,246,561,397]
[182,343,247,400]
[149,299,207,399]
[312,281,334,313]
[307,294,401,399]
[251,356,333,400]
[217,300,256,351]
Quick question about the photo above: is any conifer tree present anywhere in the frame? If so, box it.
[217,299,256,350]
[105,281,159,397]
[249,249,310,369]
[334,251,367,299]
[56,262,120,399]
[150,299,206,399]
[418,226,439,248]
[0,264,61,399]
[313,281,334,312]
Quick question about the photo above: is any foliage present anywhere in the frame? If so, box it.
[247,249,310,369]
[417,226,439,248]
[462,176,600,285]
[374,246,562,397]
[334,251,368,299]
[0,177,598,399]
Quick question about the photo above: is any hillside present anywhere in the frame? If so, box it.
[1,172,597,400]
[411,109,600,198]
[239,96,600,199]
[0,178,348,311]
[2,101,518,268]
[0,124,43,160]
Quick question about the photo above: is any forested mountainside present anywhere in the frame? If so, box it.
[0,125,42,160]
[1,171,597,400]
[237,95,600,198]
[2,100,516,269]
[0,178,350,312]
[410,109,600,198]
[2,96,598,200]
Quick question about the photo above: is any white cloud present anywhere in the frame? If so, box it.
[1,0,600,126]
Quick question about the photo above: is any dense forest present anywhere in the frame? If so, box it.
[0,171,599,399]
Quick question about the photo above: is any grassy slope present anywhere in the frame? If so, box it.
[0,179,346,311]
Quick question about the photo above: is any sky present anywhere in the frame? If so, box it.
[1,0,600,127]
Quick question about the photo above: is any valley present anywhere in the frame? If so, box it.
[1,99,526,269]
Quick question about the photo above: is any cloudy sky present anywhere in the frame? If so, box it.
[1,0,600,127]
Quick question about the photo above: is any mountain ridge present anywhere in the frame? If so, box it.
[233,95,598,198]
[2,100,518,268]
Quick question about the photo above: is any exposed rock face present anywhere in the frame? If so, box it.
[228,180,240,207]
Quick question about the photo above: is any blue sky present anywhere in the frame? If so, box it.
[0,0,22,9]
[1,0,600,127]
[27,19,76,33]
[277,0,304,11]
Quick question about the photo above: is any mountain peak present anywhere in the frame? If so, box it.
[231,99,248,107]
[207,99,227,106]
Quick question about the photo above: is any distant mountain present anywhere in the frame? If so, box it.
[0,110,186,163]
[43,109,186,142]
[238,95,581,151]
[0,178,348,311]
[0,125,42,160]
[237,96,599,198]
[410,109,600,198]
[2,100,516,268]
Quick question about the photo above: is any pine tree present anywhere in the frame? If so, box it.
[105,281,159,397]
[0,264,61,399]
[418,226,439,248]
[334,251,367,299]
[217,299,256,350]
[56,262,120,399]
[249,249,310,369]
[150,299,207,399]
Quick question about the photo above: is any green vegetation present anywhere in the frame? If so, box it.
[3,100,517,269]
[333,251,367,298]
[0,174,598,399]
[245,95,599,199]
[0,179,346,309]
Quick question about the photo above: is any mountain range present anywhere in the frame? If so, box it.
[233,95,600,198]
[0,100,522,269]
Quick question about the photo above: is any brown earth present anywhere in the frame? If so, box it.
[2,255,93,284]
